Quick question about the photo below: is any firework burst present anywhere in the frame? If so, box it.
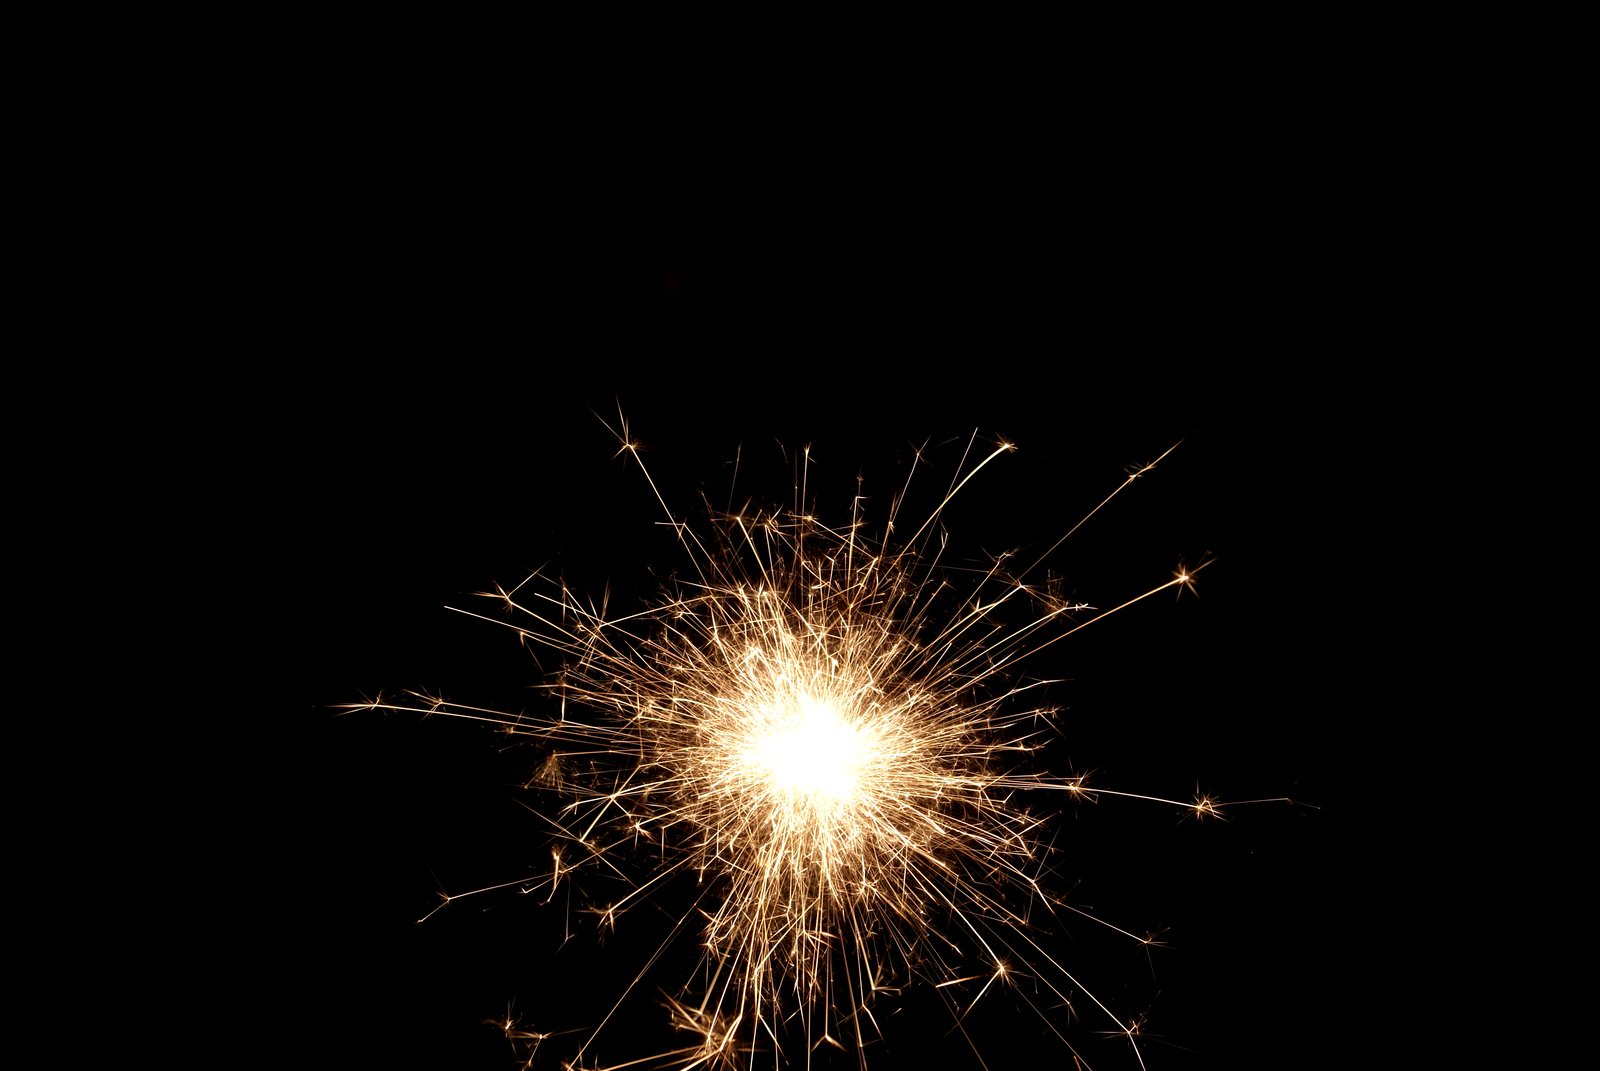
[352,416,1287,1070]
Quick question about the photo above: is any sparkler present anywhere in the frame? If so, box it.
[352,416,1289,1070]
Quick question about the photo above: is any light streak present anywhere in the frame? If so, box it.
[352,418,1290,1070]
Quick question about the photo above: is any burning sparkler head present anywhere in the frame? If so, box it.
[355,429,1278,1070]
[738,691,874,803]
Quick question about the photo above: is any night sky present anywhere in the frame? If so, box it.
[269,281,1354,1070]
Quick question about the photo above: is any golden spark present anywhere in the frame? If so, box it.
[352,417,1289,1070]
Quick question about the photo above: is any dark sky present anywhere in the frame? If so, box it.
[265,283,1357,1071]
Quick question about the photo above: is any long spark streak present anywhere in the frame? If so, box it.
[352,422,1289,1070]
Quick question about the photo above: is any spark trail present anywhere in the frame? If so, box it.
[353,418,1289,1070]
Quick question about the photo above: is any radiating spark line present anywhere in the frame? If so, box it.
[350,423,1293,1070]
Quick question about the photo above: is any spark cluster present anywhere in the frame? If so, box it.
[356,424,1276,1070]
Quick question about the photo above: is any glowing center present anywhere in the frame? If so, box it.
[747,694,871,802]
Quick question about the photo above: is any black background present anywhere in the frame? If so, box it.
[261,278,1357,1071]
